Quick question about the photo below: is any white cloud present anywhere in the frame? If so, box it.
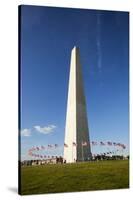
[34,125,57,134]
[21,128,31,137]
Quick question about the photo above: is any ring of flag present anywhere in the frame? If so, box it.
[64,141,126,149]
[28,144,59,159]
[28,141,126,159]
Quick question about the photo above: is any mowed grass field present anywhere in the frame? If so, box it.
[20,160,129,195]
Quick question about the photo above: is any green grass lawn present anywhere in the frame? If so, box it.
[20,160,129,195]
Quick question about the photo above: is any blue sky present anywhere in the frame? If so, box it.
[20,5,129,160]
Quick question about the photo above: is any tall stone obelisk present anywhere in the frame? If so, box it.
[64,46,92,163]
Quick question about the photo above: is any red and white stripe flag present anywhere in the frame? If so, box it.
[92,141,97,145]
[64,143,68,147]
[36,147,40,151]
[121,144,126,149]
[82,141,87,146]
[107,141,112,146]
[100,141,105,146]
[48,144,52,148]
[72,142,77,146]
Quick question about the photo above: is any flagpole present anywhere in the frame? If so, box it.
[91,143,93,159]
[82,142,84,161]
[72,144,73,162]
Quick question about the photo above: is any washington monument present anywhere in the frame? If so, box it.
[64,46,92,163]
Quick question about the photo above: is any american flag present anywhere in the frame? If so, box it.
[116,143,121,147]
[100,141,105,145]
[72,142,77,146]
[107,141,112,146]
[48,144,52,148]
[92,141,97,145]
[64,143,68,147]
[121,144,126,149]
[82,141,87,146]
[36,147,40,151]
[41,145,45,149]
[113,142,117,146]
